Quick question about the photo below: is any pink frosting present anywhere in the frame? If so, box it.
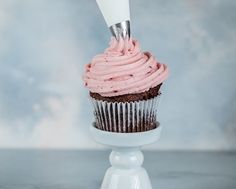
[83,37,169,97]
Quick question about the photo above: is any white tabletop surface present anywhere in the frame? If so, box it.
[0,150,235,189]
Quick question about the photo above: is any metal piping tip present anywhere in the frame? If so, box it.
[109,20,130,40]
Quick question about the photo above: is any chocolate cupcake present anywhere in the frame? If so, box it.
[84,37,168,132]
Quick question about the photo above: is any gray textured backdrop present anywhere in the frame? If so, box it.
[0,0,235,150]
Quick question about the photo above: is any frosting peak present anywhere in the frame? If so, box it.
[84,37,168,97]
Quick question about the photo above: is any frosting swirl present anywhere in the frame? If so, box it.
[84,37,169,97]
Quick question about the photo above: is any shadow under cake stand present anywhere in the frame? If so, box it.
[90,122,162,189]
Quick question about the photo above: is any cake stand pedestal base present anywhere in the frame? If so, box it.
[90,122,161,189]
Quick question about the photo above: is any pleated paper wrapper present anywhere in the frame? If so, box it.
[90,95,161,133]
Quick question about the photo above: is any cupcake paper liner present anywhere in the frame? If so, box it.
[90,95,161,133]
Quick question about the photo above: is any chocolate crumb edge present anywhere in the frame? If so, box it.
[90,83,162,102]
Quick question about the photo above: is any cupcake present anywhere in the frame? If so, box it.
[84,37,168,132]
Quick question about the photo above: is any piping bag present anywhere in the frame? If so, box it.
[96,0,131,39]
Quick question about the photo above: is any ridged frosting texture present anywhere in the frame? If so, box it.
[84,37,169,97]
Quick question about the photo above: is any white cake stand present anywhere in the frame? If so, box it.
[90,122,162,189]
